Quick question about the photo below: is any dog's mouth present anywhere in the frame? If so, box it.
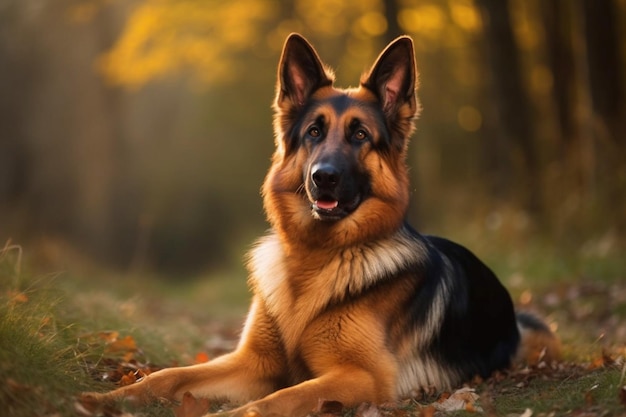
[311,194,361,221]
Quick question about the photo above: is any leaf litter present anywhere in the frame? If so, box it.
[65,274,626,417]
[72,321,626,417]
[2,303,621,416]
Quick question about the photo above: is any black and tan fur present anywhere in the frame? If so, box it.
[87,33,560,417]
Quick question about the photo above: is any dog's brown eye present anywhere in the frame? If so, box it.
[308,127,321,138]
[355,130,367,141]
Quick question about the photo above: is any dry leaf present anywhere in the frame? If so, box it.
[421,405,436,417]
[173,391,210,417]
[7,290,28,304]
[119,370,137,387]
[432,387,482,412]
[97,331,120,344]
[436,391,451,403]
[315,399,344,415]
[519,409,533,417]
[194,352,210,364]
[355,403,382,417]
[106,335,137,353]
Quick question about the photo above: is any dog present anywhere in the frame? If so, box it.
[87,33,560,417]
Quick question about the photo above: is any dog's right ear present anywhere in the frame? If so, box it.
[275,34,334,110]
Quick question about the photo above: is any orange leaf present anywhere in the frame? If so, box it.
[465,401,478,412]
[8,291,29,304]
[587,356,605,370]
[194,352,210,364]
[315,399,344,415]
[174,391,210,417]
[119,371,137,387]
[97,331,119,343]
[422,405,436,417]
[437,392,451,403]
[106,335,137,353]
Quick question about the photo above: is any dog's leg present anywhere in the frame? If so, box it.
[85,351,274,404]
[84,299,286,405]
[218,365,395,417]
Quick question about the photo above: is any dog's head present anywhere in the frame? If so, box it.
[263,34,420,248]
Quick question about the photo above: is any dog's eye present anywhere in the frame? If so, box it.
[308,127,321,138]
[354,130,368,141]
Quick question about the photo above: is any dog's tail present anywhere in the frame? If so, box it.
[516,312,562,365]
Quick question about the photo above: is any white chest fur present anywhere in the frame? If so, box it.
[247,229,426,351]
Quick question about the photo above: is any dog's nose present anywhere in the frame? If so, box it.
[311,163,340,189]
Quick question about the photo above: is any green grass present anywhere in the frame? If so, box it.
[0,239,624,417]
[0,244,247,417]
[488,366,625,415]
[0,247,96,416]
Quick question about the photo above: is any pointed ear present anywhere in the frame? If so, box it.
[275,33,334,110]
[361,36,418,117]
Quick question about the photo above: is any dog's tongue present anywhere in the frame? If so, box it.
[316,200,338,210]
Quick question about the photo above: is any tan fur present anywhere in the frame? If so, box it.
[84,33,557,417]
[264,87,411,251]
[517,324,562,365]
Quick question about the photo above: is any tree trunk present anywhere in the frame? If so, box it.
[383,0,401,43]
[541,0,577,150]
[581,0,624,145]
[475,0,541,213]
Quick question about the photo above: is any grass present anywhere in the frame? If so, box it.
[0,238,624,417]
[0,247,95,416]
[0,244,244,417]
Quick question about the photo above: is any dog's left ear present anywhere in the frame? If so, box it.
[362,37,418,118]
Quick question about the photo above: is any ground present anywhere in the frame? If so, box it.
[0,239,625,417]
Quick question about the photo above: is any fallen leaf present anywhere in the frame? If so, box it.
[173,391,210,417]
[194,352,210,364]
[437,391,451,403]
[355,403,382,417]
[519,408,533,417]
[315,399,344,415]
[432,387,482,412]
[7,290,28,304]
[421,405,436,417]
[465,401,479,412]
[106,335,137,354]
[97,331,120,344]
[75,395,126,417]
[119,370,137,387]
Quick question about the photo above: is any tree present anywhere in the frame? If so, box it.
[475,0,540,213]
[540,0,576,151]
[581,0,624,145]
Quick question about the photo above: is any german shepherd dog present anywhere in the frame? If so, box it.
[88,34,560,416]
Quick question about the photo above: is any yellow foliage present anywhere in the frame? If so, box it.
[97,0,484,88]
[354,12,388,37]
[294,0,386,39]
[449,0,481,32]
[98,0,275,89]
[398,5,445,38]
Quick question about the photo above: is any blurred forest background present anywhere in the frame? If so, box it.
[0,0,624,276]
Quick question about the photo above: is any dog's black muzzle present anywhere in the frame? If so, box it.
[308,160,363,221]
